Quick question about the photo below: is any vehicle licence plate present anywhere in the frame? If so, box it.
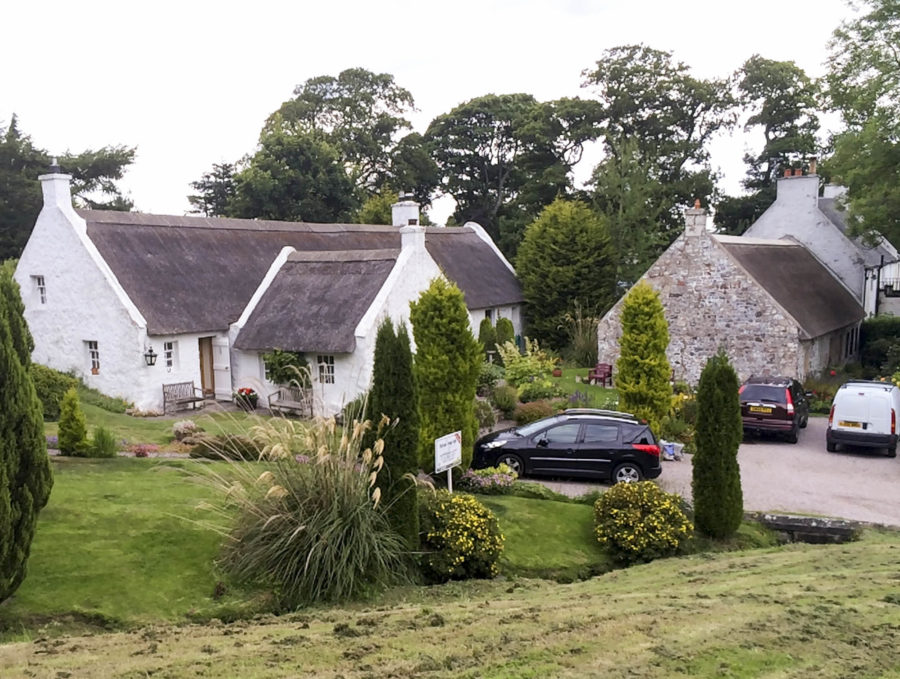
[749,406,772,414]
[838,420,862,428]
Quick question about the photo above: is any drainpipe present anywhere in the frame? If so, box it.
[876,255,883,316]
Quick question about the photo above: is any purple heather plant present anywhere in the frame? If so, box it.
[457,465,518,494]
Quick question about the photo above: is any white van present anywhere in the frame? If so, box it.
[826,380,900,457]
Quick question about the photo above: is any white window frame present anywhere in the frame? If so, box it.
[86,340,100,372]
[317,355,335,384]
[164,341,177,369]
[32,275,47,304]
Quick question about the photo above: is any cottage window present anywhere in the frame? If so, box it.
[317,355,335,384]
[164,341,177,369]
[484,308,493,321]
[32,275,47,304]
[85,340,100,372]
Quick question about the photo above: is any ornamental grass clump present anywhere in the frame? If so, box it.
[418,490,504,583]
[593,481,692,565]
[201,415,413,608]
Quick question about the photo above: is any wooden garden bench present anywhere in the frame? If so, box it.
[162,381,206,414]
[268,385,313,418]
[588,362,613,387]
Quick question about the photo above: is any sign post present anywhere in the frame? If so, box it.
[434,431,462,492]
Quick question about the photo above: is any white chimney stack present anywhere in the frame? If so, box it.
[684,199,707,237]
[392,192,419,227]
[39,159,75,213]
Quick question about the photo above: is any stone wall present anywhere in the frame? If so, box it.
[597,211,807,385]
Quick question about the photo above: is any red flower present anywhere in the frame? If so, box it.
[830,370,836,377]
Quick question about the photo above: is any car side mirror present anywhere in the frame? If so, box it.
[536,437,549,447]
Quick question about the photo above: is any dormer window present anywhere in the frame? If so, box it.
[32,275,47,304]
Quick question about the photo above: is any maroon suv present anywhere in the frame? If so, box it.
[739,375,811,443]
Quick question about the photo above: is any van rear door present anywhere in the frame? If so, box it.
[835,388,889,434]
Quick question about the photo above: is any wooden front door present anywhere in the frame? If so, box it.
[198,337,215,397]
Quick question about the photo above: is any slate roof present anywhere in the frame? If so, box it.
[716,236,864,339]
[77,211,522,336]
[234,250,399,353]
[819,197,894,266]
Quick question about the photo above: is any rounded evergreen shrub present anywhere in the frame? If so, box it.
[593,481,693,565]
[419,490,504,582]
[513,399,556,424]
[31,364,77,421]
[517,378,561,403]
[89,425,119,458]
[477,361,504,397]
[490,385,518,418]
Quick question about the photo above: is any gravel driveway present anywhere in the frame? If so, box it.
[536,416,900,526]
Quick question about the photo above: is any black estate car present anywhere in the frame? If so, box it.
[740,375,810,443]
[472,409,662,483]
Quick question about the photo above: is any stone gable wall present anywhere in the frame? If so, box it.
[597,228,807,386]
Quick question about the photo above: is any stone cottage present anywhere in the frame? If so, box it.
[15,169,524,415]
[596,204,864,384]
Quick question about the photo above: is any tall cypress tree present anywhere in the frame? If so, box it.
[692,348,743,538]
[0,263,53,603]
[367,319,420,548]
[615,280,672,433]
[410,278,481,473]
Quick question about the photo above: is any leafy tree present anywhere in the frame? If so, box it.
[410,278,482,473]
[426,94,597,257]
[269,68,415,192]
[230,126,358,223]
[825,0,900,245]
[692,348,743,538]
[57,386,87,455]
[615,281,672,433]
[0,262,52,603]
[515,199,616,350]
[584,45,733,271]
[188,162,236,217]
[387,132,441,208]
[367,320,420,549]
[355,188,398,225]
[0,115,134,260]
[588,138,671,287]
[715,56,821,235]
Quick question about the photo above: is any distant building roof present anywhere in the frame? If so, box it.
[716,235,864,338]
[78,210,522,335]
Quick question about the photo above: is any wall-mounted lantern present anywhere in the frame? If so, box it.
[144,347,158,366]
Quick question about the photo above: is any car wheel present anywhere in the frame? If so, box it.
[800,414,809,429]
[826,439,837,452]
[888,446,897,458]
[786,425,799,444]
[497,453,524,476]
[612,463,643,484]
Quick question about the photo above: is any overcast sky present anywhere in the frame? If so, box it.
[3,0,855,222]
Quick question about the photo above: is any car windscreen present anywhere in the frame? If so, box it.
[741,385,786,403]
[516,418,558,438]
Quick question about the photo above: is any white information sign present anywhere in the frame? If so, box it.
[434,430,462,474]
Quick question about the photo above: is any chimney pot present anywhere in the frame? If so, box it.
[809,158,817,174]
[784,168,792,177]
[793,168,803,177]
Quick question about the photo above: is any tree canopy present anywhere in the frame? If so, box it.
[825,0,900,246]
[0,115,134,260]
[584,45,733,279]
[715,56,821,235]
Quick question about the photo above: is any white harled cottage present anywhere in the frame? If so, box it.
[15,169,524,415]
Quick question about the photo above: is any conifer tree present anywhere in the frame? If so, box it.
[477,318,496,359]
[58,387,87,455]
[410,278,482,473]
[692,348,744,538]
[494,317,515,366]
[615,280,672,433]
[0,264,53,603]
[367,319,420,548]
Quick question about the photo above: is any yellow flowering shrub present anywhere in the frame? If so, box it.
[593,481,693,565]
[419,490,505,582]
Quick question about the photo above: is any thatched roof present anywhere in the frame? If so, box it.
[717,236,864,338]
[78,211,522,335]
[234,250,399,353]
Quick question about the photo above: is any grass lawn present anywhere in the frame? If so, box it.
[551,366,619,408]
[43,404,267,449]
